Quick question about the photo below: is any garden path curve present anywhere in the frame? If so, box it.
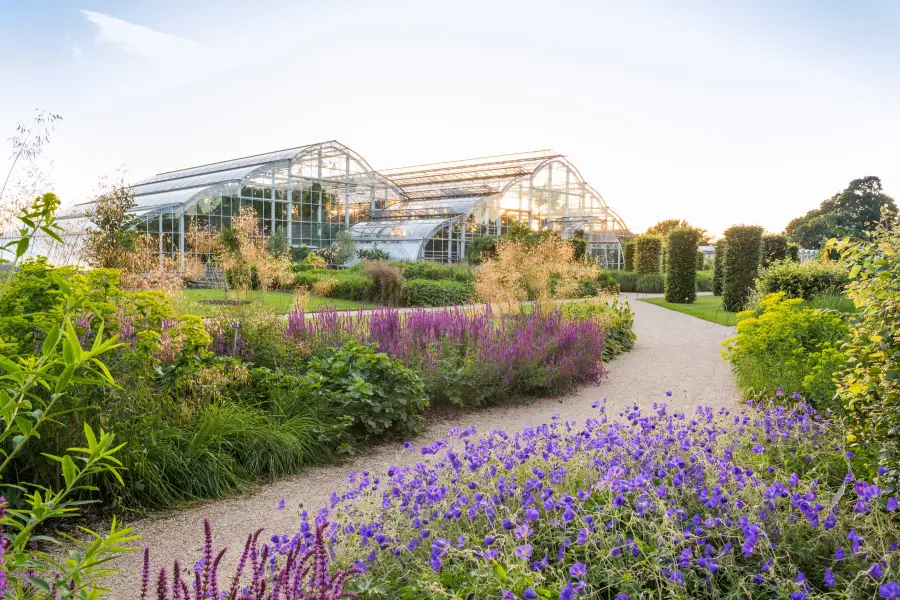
[108,292,740,598]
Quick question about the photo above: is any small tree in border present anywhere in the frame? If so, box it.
[695,250,705,270]
[623,239,635,271]
[665,227,702,304]
[712,240,726,296]
[634,235,662,275]
[722,225,763,312]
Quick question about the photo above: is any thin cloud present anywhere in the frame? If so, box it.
[71,43,84,64]
[81,10,203,59]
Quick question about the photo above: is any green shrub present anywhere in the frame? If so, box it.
[761,233,789,267]
[357,246,390,261]
[807,292,855,313]
[722,225,763,312]
[465,235,498,265]
[712,240,726,296]
[404,279,474,307]
[636,273,665,293]
[560,298,636,360]
[695,250,704,270]
[754,259,848,302]
[595,270,620,294]
[363,261,405,305]
[568,236,587,261]
[329,273,374,301]
[722,292,848,411]
[696,270,712,292]
[305,341,427,439]
[830,221,900,487]
[788,244,800,262]
[623,239,635,271]
[664,226,701,303]
[658,244,668,273]
[390,261,475,283]
[576,278,600,297]
[634,235,662,275]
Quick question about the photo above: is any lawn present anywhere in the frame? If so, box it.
[641,294,738,326]
[181,289,366,315]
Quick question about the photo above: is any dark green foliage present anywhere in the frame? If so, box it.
[788,244,800,262]
[595,271,621,294]
[623,240,635,271]
[696,271,711,293]
[291,245,313,264]
[659,245,668,273]
[329,273,374,301]
[363,261,405,306]
[405,279,474,307]
[722,225,763,312]
[576,279,600,297]
[634,235,663,275]
[465,236,499,265]
[696,251,705,270]
[785,176,897,249]
[664,227,702,304]
[390,261,475,283]
[599,271,664,293]
[712,240,726,296]
[568,231,587,261]
[357,246,391,261]
[305,342,427,439]
[754,260,848,302]
[760,233,789,267]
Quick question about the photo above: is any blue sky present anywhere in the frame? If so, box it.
[2,0,899,236]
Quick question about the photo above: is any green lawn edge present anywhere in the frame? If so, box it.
[181,289,366,316]
[640,295,738,326]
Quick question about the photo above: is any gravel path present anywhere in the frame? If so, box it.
[107,293,740,598]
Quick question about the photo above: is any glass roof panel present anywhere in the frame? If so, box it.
[347,218,451,241]
[135,146,311,185]
[131,165,264,196]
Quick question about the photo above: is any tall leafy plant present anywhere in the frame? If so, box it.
[664,227,701,304]
[722,225,763,312]
[711,239,726,296]
[829,218,900,489]
[0,193,134,597]
[634,235,662,275]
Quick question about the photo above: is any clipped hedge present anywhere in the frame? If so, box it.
[404,279,474,307]
[294,270,374,301]
[722,225,763,312]
[761,233,789,267]
[389,261,475,283]
[664,227,701,303]
[696,271,711,292]
[695,251,705,270]
[623,240,635,272]
[712,240,726,296]
[754,260,848,302]
[634,235,663,275]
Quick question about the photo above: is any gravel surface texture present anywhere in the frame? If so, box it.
[106,292,741,598]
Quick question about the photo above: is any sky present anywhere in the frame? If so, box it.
[1,0,899,237]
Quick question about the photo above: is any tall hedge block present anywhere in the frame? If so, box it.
[664,227,702,303]
[696,251,705,270]
[722,225,764,312]
[635,235,663,275]
[623,240,635,272]
[712,240,726,296]
[761,233,789,267]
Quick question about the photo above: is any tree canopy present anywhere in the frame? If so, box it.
[645,219,711,244]
[785,176,897,249]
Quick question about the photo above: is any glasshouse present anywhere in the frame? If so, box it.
[57,141,631,267]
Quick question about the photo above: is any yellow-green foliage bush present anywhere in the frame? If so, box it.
[559,297,636,360]
[723,292,848,411]
[829,220,900,488]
